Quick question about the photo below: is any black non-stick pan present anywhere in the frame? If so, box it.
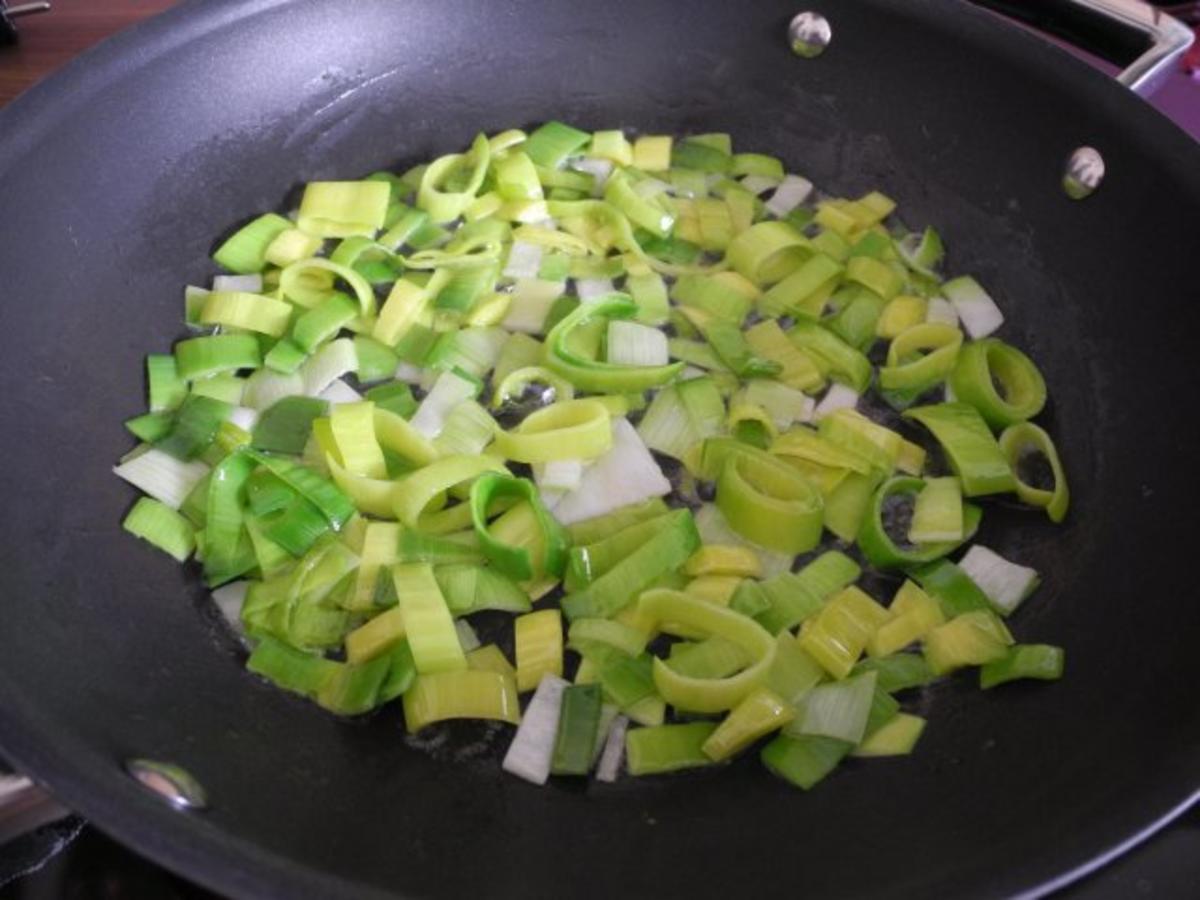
[0,1,1198,897]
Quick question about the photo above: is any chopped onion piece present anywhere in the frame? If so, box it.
[551,418,671,525]
[502,240,543,280]
[942,276,1005,339]
[596,714,630,782]
[958,545,1040,615]
[607,320,669,366]
[814,383,860,420]
[765,174,814,217]
[113,449,208,510]
[502,674,569,785]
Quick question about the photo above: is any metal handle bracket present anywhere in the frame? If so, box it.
[970,0,1195,95]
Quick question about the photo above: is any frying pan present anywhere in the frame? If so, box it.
[0,0,1198,897]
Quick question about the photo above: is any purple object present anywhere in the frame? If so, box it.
[1044,25,1200,139]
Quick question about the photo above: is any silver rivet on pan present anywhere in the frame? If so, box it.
[126,759,208,811]
[1062,146,1105,199]
[788,11,832,59]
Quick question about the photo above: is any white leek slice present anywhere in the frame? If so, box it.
[534,459,586,493]
[502,240,543,280]
[958,545,1040,615]
[570,156,614,193]
[633,177,671,200]
[501,278,564,334]
[502,674,568,785]
[796,671,876,744]
[393,361,426,384]
[227,406,260,431]
[211,273,263,293]
[410,370,478,438]
[243,369,304,411]
[301,337,357,397]
[575,277,615,303]
[814,383,860,420]
[455,619,482,653]
[606,320,669,366]
[596,713,629,782]
[551,419,670,525]
[318,379,364,405]
[113,449,208,510]
[740,380,814,429]
[210,581,249,637]
[765,174,813,217]
[433,400,496,456]
[925,296,959,327]
[942,276,1004,339]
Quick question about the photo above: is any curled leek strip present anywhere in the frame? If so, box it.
[491,365,575,409]
[903,403,1017,497]
[392,454,507,528]
[280,256,376,317]
[470,473,569,581]
[998,422,1070,523]
[726,221,811,286]
[716,448,824,555]
[491,399,613,463]
[417,133,491,224]
[856,475,981,569]
[637,589,776,713]
[879,322,963,392]
[542,295,684,393]
[948,338,1047,429]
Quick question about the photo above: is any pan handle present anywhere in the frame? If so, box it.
[967,0,1195,96]
[0,774,70,846]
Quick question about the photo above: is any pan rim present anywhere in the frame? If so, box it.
[0,1,1197,898]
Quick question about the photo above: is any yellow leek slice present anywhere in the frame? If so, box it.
[403,669,520,731]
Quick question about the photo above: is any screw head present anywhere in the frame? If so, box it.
[126,759,207,811]
[1063,146,1105,200]
[789,11,832,59]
